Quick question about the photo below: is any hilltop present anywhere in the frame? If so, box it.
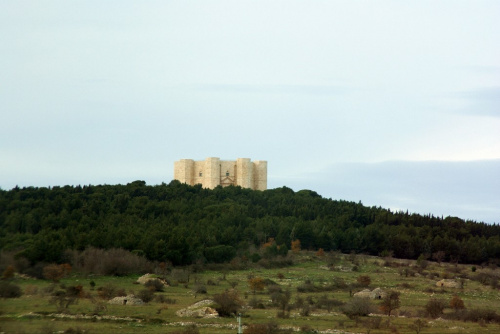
[1,180,499,267]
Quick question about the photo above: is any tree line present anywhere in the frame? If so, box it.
[0,180,499,266]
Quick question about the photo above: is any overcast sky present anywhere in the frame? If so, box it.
[1,1,499,223]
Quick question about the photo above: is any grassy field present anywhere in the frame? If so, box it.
[1,252,499,334]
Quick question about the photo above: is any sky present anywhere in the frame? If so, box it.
[1,1,499,223]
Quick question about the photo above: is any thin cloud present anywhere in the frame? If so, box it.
[185,83,348,96]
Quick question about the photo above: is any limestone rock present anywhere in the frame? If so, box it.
[136,273,168,287]
[108,295,144,305]
[436,279,460,288]
[176,299,219,318]
[353,288,386,299]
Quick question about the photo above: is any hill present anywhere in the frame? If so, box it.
[1,180,499,266]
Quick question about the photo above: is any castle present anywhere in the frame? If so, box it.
[174,157,267,190]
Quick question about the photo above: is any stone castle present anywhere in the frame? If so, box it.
[174,157,267,190]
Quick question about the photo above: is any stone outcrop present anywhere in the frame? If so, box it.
[176,299,219,318]
[136,273,168,287]
[436,279,460,288]
[353,287,386,299]
[108,295,144,305]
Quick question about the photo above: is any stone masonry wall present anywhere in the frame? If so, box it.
[174,157,267,190]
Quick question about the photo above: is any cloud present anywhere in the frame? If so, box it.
[455,87,500,117]
[182,83,348,96]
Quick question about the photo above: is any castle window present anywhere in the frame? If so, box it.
[199,172,202,177]
[226,171,230,176]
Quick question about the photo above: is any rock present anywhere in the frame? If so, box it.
[370,287,386,300]
[353,289,372,298]
[436,279,459,288]
[353,288,386,299]
[176,299,219,318]
[136,273,168,287]
[108,295,144,305]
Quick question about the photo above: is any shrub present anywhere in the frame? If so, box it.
[248,296,266,309]
[316,295,344,312]
[300,304,311,317]
[145,278,164,292]
[248,277,265,294]
[297,280,320,293]
[0,281,22,298]
[193,284,207,294]
[43,264,67,282]
[342,297,374,319]
[449,295,465,311]
[67,247,152,276]
[213,289,243,317]
[137,288,154,303]
[96,284,124,300]
[357,275,371,287]
[155,295,177,304]
[425,298,446,318]
[445,308,500,323]
[50,287,79,312]
[2,265,15,280]
[408,319,428,334]
[268,284,282,295]
[379,291,401,316]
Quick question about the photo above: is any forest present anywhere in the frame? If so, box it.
[1,180,499,267]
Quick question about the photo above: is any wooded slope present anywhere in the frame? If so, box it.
[1,180,499,265]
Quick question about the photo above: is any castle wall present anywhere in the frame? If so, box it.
[174,157,267,190]
[174,159,194,185]
[205,157,220,189]
[253,160,268,191]
[236,158,252,189]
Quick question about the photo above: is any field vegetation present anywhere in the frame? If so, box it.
[1,250,499,333]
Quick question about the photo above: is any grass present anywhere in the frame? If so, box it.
[1,252,499,333]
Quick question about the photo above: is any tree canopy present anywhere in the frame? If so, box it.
[1,180,499,265]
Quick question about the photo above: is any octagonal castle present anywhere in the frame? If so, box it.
[174,157,267,190]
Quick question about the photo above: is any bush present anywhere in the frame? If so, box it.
[213,289,243,317]
[342,297,374,319]
[379,291,401,316]
[193,284,207,294]
[0,281,22,298]
[445,308,500,323]
[425,298,446,318]
[316,295,344,312]
[96,284,125,300]
[357,275,371,287]
[155,295,177,304]
[2,265,15,280]
[449,295,465,311]
[137,288,155,303]
[145,279,164,292]
[248,296,266,309]
[67,247,152,276]
[43,264,68,282]
[408,319,428,334]
[297,280,320,293]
